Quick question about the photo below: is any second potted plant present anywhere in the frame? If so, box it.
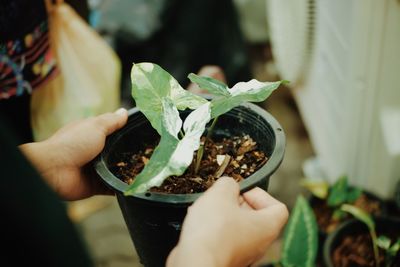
[95,63,287,267]
[323,205,400,267]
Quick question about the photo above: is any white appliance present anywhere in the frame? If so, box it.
[267,0,400,198]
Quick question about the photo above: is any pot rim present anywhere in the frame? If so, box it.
[94,102,285,205]
[323,216,400,267]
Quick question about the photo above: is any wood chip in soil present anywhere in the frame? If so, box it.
[112,134,268,194]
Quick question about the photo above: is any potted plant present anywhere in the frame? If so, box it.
[301,176,385,234]
[258,195,319,267]
[323,204,400,267]
[301,176,386,264]
[94,63,287,267]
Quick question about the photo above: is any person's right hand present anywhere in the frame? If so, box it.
[167,177,289,267]
[20,108,128,200]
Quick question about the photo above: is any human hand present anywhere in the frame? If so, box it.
[20,108,128,200]
[167,177,289,267]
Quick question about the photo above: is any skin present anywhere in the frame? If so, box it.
[19,108,129,200]
[19,65,225,201]
[19,67,288,266]
[167,177,289,267]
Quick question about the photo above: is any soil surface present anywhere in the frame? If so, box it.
[332,232,400,267]
[113,135,268,194]
[312,194,383,233]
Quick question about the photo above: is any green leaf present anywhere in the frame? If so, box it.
[327,176,350,207]
[131,63,207,134]
[346,187,363,203]
[281,196,318,267]
[388,239,400,256]
[332,209,346,220]
[210,80,285,118]
[125,101,211,194]
[161,97,182,137]
[299,178,329,199]
[377,235,391,250]
[341,204,375,231]
[327,176,362,207]
[187,73,230,97]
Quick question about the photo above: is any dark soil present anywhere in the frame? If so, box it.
[332,233,400,267]
[312,194,383,233]
[113,135,268,194]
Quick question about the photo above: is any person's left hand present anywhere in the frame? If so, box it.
[20,108,128,200]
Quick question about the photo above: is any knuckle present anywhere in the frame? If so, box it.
[279,203,289,222]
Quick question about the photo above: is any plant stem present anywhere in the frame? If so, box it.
[194,145,204,175]
[194,117,219,174]
[214,155,231,178]
[371,229,380,267]
[206,116,219,140]
[179,130,184,139]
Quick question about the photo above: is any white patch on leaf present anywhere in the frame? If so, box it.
[140,62,154,72]
[229,79,268,96]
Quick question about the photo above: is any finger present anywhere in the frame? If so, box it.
[243,188,288,233]
[243,187,283,210]
[85,165,115,197]
[203,176,240,204]
[166,247,178,267]
[94,108,128,136]
[251,200,289,234]
[239,196,253,210]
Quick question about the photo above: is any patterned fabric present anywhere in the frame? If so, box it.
[0,0,58,100]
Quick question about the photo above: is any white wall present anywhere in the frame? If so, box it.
[293,0,400,198]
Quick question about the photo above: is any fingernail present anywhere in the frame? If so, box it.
[115,108,127,116]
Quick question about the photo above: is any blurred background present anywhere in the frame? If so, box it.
[61,0,400,266]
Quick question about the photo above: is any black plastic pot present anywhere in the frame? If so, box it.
[323,217,400,267]
[309,190,387,264]
[94,102,285,267]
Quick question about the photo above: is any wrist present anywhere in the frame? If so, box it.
[168,240,232,267]
[19,141,59,188]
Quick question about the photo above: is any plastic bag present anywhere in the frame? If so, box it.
[31,0,121,141]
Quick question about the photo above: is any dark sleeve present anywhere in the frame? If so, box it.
[0,116,93,267]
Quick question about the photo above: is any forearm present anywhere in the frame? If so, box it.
[167,242,224,267]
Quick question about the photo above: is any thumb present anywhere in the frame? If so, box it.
[95,108,128,136]
[243,187,282,210]
[243,188,288,231]
[252,203,289,238]
[204,177,240,204]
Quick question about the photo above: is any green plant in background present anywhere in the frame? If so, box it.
[299,178,329,199]
[341,204,400,267]
[125,62,286,195]
[301,175,362,205]
[377,235,400,267]
[328,176,362,207]
[301,175,363,220]
[328,176,363,220]
[275,195,318,267]
[341,204,380,267]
